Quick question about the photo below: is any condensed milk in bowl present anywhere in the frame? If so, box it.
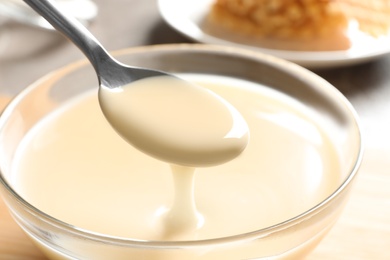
[0,44,363,259]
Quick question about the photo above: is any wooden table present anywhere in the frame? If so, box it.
[1,0,389,259]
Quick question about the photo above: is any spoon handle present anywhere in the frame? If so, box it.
[23,0,113,78]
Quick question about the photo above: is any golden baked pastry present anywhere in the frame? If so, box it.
[207,0,390,51]
[338,0,390,37]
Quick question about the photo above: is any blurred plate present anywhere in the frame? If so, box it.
[0,0,98,30]
[0,0,98,60]
[158,0,390,69]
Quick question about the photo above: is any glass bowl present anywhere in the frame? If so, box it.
[0,44,363,259]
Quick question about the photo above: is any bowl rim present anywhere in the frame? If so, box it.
[0,43,363,248]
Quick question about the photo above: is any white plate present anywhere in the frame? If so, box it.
[158,0,390,69]
[0,0,97,30]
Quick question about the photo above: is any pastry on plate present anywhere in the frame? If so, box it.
[207,0,390,51]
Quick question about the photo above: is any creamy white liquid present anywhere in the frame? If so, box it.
[12,75,341,244]
[98,75,249,167]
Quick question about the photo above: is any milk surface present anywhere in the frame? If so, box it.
[12,74,341,242]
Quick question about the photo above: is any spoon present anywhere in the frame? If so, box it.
[23,0,249,167]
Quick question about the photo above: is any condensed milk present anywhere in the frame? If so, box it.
[11,74,342,257]
[98,75,249,167]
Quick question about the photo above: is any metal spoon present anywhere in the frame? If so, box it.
[22,0,168,88]
[22,0,249,167]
